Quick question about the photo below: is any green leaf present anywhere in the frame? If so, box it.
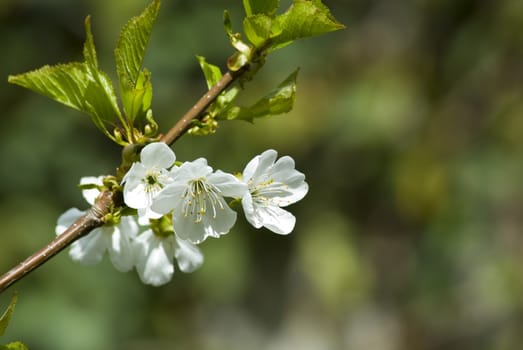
[220,69,298,122]
[8,17,124,139]
[0,293,17,337]
[243,14,274,47]
[115,0,160,87]
[82,17,122,127]
[269,0,345,52]
[115,0,160,124]
[9,63,91,112]
[83,16,98,73]
[196,56,223,89]
[119,69,153,123]
[4,342,28,350]
[242,0,279,16]
[8,63,119,138]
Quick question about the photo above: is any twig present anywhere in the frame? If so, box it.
[160,68,244,145]
[0,67,247,293]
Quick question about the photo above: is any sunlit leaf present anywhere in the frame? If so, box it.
[243,14,274,47]
[83,16,98,73]
[8,16,123,138]
[115,0,159,123]
[82,17,122,127]
[242,0,279,16]
[269,0,345,52]
[9,63,91,112]
[115,0,160,87]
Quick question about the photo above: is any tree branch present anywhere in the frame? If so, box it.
[0,66,248,293]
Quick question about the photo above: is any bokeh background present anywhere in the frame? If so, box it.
[1,0,523,349]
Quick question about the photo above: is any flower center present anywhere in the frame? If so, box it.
[181,178,223,223]
[146,174,157,186]
[250,177,290,206]
[142,169,165,203]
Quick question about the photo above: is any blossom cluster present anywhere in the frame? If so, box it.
[56,143,308,286]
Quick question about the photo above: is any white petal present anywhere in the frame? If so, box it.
[255,205,296,235]
[173,158,212,181]
[242,154,260,182]
[122,162,146,184]
[208,171,247,198]
[80,176,104,205]
[173,201,237,244]
[241,193,262,229]
[123,182,149,209]
[174,237,204,273]
[137,207,163,225]
[269,157,309,204]
[69,229,107,265]
[252,150,278,180]
[140,142,176,169]
[56,208,84,235]
[151,183,186,214]
[243,149,278,181]
[106,216,138,272]
[266,180,309,207]
[133,230,175,286]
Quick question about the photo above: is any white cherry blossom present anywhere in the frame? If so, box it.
[241,149,308,235]
[151,158,247,244]
[122,142,176,220]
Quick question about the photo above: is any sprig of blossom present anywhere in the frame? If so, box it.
[56,143,308,287]
[55,172,204,286]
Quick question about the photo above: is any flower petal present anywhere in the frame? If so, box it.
[268,156,309,204]
[141,142,176,169]
[122,162,146,184]
[173,200,237,244]
[151,183,186,214]
[69,229,107,265]
[241,193,262,228]
[137,207,164,225]
[133,230,175,286]
[255,205,296,235]
[173,158,212,181]
[56,208,84,235]
[174,237,204,273]
[208,171,247,198]
[107,216,138,272]
[242,149,277,181]
[80,176,104,205]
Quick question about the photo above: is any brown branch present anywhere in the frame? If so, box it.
[0,191,114,293]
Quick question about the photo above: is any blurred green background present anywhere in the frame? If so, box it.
[1,0,523,349]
